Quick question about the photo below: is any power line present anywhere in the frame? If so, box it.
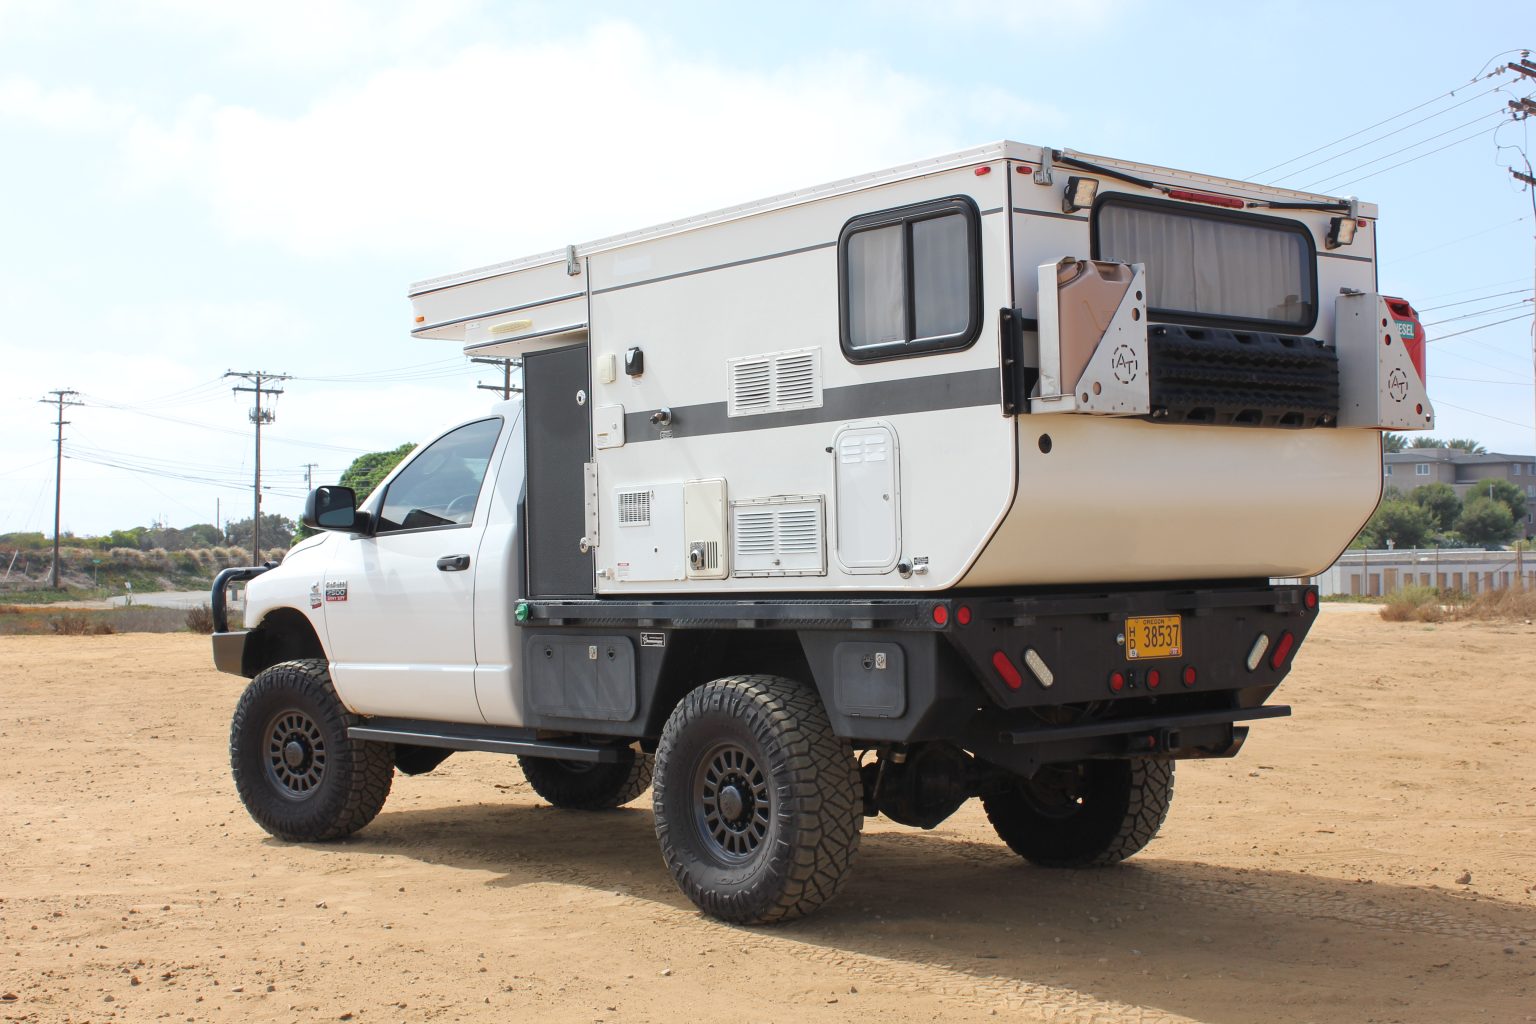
[1297,109,1508,191]
[1303,121,1507,193]
[1422,299,1533,328]
[1251,76,1494,180]
[1418,288,1532,312]
[1271,84,1507,185]
[1429,312,1534,342]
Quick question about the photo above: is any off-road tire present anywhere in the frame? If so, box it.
[518,751,654,809]
[653,675,862,924]
[982,758,1173,868]
[230,659,393,842]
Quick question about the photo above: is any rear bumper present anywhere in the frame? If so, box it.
[211,631,248,676]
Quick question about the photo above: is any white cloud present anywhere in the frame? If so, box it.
[883,0,1140,32]
[0,77,135,133]
[114,21,1060,263]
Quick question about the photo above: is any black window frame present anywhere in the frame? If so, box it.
[372,415,504,537]
[837,195,984,364]
[1090,193,1320,335]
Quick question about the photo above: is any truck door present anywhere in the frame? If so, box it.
[323,416,504,723]
[523,343,594,597]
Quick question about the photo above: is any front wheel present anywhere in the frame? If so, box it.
[982,758,1173,867]
[229,659,394,841]
[518,750,653,809]
[653,675,862,924]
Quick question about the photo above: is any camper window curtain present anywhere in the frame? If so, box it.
[843,204,977,358]
[1095,199,1316,331]
[846,224,906,349]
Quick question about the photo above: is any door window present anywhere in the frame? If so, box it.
[376,417,502,533]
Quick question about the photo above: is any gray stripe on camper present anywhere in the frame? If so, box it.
[1011,207,1090,223]
[1317,251,1373,263]
[621,367,1000,442]
[590,209,1007,298]
[591,241,838,296]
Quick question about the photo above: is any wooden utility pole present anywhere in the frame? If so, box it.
[38,389,83,588]
[225,370,291,564]
[472,356,523,399]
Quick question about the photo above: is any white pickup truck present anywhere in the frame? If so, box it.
[211,141,1429,924]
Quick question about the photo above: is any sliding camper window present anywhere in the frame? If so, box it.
[838,196,982,362]
[1092,195,1318,334]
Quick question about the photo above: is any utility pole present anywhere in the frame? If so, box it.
[472,356,523,399]
[225,370,292,564]
[302,463,319,492]
[1505,56,1536,454]
[38,389,82,589]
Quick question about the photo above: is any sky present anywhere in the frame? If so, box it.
[1,0,1533,539]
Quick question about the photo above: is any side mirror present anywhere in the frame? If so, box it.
[303,485,367,533]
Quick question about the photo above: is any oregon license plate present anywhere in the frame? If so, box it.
[1125,614,1182,660]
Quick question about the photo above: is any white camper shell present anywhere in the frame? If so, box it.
[411,141,1430,597]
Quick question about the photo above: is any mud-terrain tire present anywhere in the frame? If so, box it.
[229,659,393,842]
[653,675,862,925]
[518,751,653,809]
[982,758,1173,868]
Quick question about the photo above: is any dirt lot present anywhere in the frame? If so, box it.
[2,609,1534,1024]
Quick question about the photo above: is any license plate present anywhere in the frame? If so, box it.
[1125,614,1182,660]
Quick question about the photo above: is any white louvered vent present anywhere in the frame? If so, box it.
[727,349,822,417]
[617,489,652,527]
[731,496,826,577]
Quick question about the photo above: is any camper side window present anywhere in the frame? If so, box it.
[838,196,982,362]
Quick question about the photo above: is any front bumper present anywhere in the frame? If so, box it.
[212,631,248,676]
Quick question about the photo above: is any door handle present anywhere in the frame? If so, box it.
[436,554,471,572]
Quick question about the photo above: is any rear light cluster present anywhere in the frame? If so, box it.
[1246,629,1297,672]
[1108,664,1197,694]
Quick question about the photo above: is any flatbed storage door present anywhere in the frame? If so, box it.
[523,344,594,597]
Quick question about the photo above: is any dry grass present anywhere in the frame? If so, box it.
[1379,584,1535,622]
[1457,586,1536,621]
[1379,585,1450,622]
[184,603,215,634]
[48,611,116,636]
[0,606,194,637]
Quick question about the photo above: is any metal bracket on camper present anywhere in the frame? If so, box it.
[581,462,600,552]
[565,244,582,277]
[1033,148,1055,186]
[1333,292,1434,430]
[1031,258,1150,416]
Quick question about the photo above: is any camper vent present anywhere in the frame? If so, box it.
[727,349,822,417]
[692,540,720,571]
[617,489,652,527]
[731,496,826,577]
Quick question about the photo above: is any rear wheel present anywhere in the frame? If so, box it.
[653,675,862,924]
[982,758,1173,867]
[229,659,394,841]
[517,751,653,809]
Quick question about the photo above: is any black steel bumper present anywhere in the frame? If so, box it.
[211,630,248,676]
[209,564,274,677]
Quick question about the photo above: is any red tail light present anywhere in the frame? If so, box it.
[931,605,949,626]
[1146,669,1161,689]
[1108,671,1127,693]
[1383,296,1426,384]
[1270,630,1295,670]
[1166,188,1245,209]
[992,651,1023,690]
[1182,665,1197,687]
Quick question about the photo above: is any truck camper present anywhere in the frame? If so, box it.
[211,141,1432,923]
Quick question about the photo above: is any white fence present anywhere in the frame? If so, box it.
[1306,549,1534,597]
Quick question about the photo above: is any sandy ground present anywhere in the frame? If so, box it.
[2,608,1534,1024]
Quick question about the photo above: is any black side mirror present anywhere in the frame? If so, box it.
[303,485,367,533]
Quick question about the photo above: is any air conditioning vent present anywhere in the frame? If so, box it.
[731,496,826,577]
[617,489,652,527]
[727,349,822,417]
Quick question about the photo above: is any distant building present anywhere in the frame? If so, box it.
[1383,449,1536,539]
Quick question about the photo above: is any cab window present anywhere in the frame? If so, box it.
[375,418,502,534]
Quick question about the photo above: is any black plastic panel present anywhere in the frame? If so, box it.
[525,633,637,722]
[832,641,907,718]
[1146,324,1339,428]
[524,344,593,597]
